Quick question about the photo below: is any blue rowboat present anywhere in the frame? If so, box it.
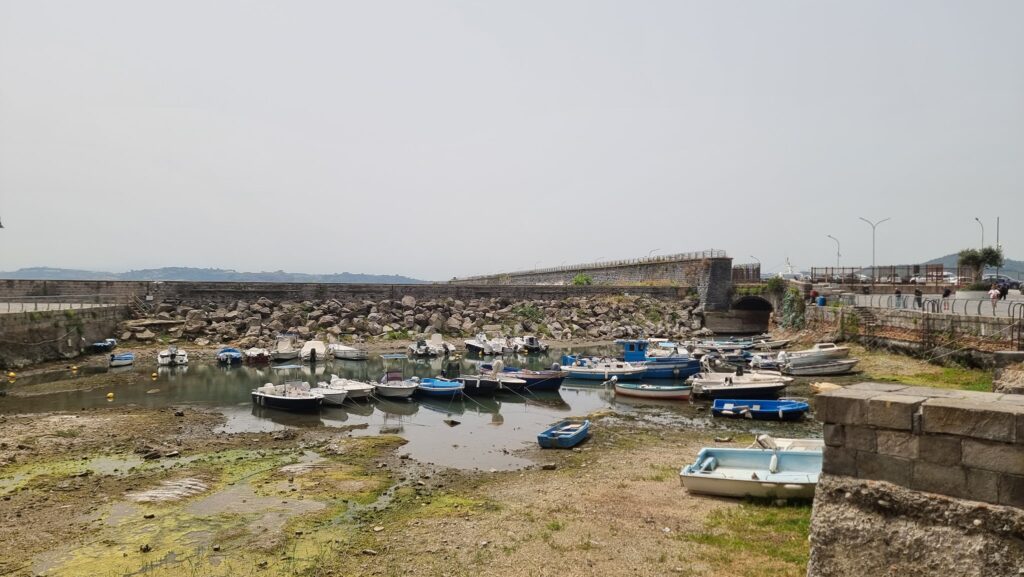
[109,352,135,367]
[711,399,809,421]
[216,347,243,365]
[679,447,821,500]
[537,420,591,449]
[617,339,701,379]
[415,377,464,398]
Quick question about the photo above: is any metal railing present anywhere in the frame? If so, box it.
[453,249,729,281]
[848,293,1022,318]
[0,294,125,313]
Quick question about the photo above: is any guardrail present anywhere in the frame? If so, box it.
[0,294,126,313]
[847,293,1023,318]
[453,249,729,281]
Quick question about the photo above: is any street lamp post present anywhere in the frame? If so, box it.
[648,248,660,258]
[827,235,841,270]
[974,217,984,248]
[858,217,891,283]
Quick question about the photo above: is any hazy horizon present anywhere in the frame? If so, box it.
[2,1,1022,281]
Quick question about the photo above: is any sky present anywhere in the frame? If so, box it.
[1,1,1022,281]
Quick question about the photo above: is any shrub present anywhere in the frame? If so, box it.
[572,274,593,286]
[765,276,787,295]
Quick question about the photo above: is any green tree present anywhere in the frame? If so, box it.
[958,246,1004,282]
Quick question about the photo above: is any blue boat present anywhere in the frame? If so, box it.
[216,347,244,365]
[109,352,135,367]
[679,447,821,499]
[617,339,701,380]
[415,377,464,398]
[537,420,591,449]
[90,338,117,353]
[711,399,810,421]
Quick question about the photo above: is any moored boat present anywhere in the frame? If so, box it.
[480,363,566,391]
[271,334,300,362]
[561,355,646,381]
[618,339,701,380]
[244,347,270,364]
[782,359,859,376]
[780,343,849,367]
[328,375,374,399]
[409,334,455,357]
[309,383,349,406]
[614,381,691,400]
[375,353,419,398]
[679,447,821,500]
[216,347,243,365]
[90,338,117,353]
[415,377,464,398]
[330,343,368,361]
[511,335,549,353]
[157,346,188,366]
[456,373,528,395]
[300,340,329,363]
[691,380,789,399]
[109,352,135,367]
[711,399,810,421]
[251,381,323,412]
[537,420,591,449]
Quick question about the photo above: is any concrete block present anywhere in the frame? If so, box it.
[823,445,857,476]
[846,382,909,393]
[876,430,918,459]
[966,468,1000,504]
[912,461,967,498]
[823,424,844,448]
[856,451,912,486]
[922,398,1021,443]
[866,394,926,430]
[845,426,877,452]
[894,386,965,399]
[815,389,880,425]
[917,434,961,466]
[998,474,1024,508]
[999,394,1024,406]
[961,439,1024,475]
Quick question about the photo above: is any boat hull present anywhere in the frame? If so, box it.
[614,383,691,400]
[333,350,368,361]
[564,368,646,380]
[271,351,300,361]
[695,383,788,399]
[537,420,591,449]
[711,399,809,421]
[641,359,701,380]
[251,392,322,412]
[374,383,417,398]
[456,376,502,395]
[783,360,859,376]
[310,388,348,406]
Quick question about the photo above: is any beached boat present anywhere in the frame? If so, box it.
[691,380,789,400]
[90,338,117,353]
[560,355,647,381]
[782,359,859,376]
[408,334,455,357]
[271,334,300,362]
[537,420,591,449]
[679,447,821,500]
[216,347,243,365]
[511,335,549,353]
[330,343,368,361]
[780,343,849,367]
[157,346,188,366]
[109,352,135,367]
[309,383,349,406]
[251,382,323,412]
[300,340,329,363]
[415,377,464,398]
[618,339,701,380]
[689,367,792,387]
[711,399,810,421]
[244,347,270,364]
[327,375,374,399]
[614,381,691,400]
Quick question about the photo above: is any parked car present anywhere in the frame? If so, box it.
[982,274,1021,290]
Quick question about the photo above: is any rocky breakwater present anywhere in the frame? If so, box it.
[117,294,705,347]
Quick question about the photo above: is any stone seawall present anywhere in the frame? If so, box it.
[808,383,1024,576]
[0,306,128,368]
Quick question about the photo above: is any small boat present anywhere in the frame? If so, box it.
[328,375,374,399]
[309,383,349,406]
[711,399,810,421]
[780,343,850,367]
[251,381,323,412]
[109,352,135,367]
[692,380,789,400]
[782,359,859,376]
[415,377,464,398]
[375,353,419,398]
[511,335,549,353]
[330,343,368,361]
[300,340,329,363]
[456,373,528,395]
[157,346,188,366]
[537,420,591,449]
[244,347,270,364]
[752,338,791,350]
[479,363,566,391]
[679,447,821,500]
[618,339,701,380]
[216,347,243,365]
[689,368,792,387]
[90,338,117,353]
[614,381,691,400]
[463,333,509,355]
[408,334,455,357]
[560,356,647,381]
[271,334,300,362]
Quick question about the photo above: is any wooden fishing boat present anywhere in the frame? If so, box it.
[679,447,821,500]
[782,359,859,376]
[479,363,567,391]
[561,355,646,381]
[537,420,591,449]
[617,339,701,380]
[614,382,691,400]
[711,399,809,421]
[457,373,528,395]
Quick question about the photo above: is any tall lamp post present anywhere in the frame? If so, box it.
[974,217,984,248]
[858,217,891,283]
[648,248,660,258]
[827,235,841,270]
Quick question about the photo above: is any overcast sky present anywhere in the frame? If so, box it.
[1,1,1021,280]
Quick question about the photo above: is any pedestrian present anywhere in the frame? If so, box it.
[894,287,902,309]
[942,287,951,311]
[989,284,1001,313]
[914,288,923,309]
[1000,283,1009,301]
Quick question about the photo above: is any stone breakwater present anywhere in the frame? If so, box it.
[119,294,706,348]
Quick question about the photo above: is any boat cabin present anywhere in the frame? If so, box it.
[616,339,650,362]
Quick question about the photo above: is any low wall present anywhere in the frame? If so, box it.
[0,306,128,369]
[809,383,1024,576]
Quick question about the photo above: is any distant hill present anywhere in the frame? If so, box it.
[0,267,427,284]
[925,254,1024,277]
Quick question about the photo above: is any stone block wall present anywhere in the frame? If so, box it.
[809,383,1024,576]
[0,306,128,369]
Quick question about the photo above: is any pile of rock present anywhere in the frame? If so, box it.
[118,294,704,348]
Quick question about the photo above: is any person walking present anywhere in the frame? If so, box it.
[999,283,1010,301]
[942,287,951,311]
[894,287,902,309]
[989,284,1001,313]
[914,288,923,310]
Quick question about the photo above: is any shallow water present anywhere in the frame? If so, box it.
[0,347,833,470]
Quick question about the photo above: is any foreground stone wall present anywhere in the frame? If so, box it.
[0,306,128,368]
[809,383,1024,576]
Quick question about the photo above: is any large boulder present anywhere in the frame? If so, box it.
[401,295,417,309]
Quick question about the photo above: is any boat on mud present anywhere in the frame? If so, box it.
[613,381,691,400]
[679,446,821,500]
[109,352,135,367]
[711,398,810,421]
[537,420,591,449]
[330,343,368,360]
[300,340,330,363]
[782,359,859,376]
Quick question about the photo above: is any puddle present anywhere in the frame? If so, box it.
[127,478,209,502]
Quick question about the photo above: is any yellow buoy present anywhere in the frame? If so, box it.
[71,366,79,372]
[151,373,158,379]
[6,372,15,378]
[106,392,115,400]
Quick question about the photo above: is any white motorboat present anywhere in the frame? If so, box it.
[157,346,188,366]
[691,379,790,399]
[244,347,270,364]
[783,359,859,376]
[328,375,374,399]
[309,383,349,406]
[375,353,418,398]
[464,333,508,355]
[300,340,330,363]
[560,356,647,381]
[780,343,849,367]
[511,335,549,353]
[689,369,793,386]
[251,381,322,411]
[271,334,300,362]
[679,446,821,500]
[330,343,368,361]
[409,334,455,357]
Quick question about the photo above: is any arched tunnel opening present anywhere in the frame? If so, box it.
[731,295,774,312]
